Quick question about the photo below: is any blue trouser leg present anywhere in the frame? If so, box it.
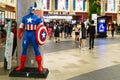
[31,33,40,56]
[21,33,30,56]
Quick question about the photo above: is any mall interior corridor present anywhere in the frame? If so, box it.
[0,32,120,80]
[0,0,120,80]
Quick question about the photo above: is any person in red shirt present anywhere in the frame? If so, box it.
[11,20,17,56]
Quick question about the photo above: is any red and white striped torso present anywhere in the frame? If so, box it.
[25,24,37,30]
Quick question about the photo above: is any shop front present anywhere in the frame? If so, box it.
[0,0,16,47]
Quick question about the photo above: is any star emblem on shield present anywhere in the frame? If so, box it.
[41,32,46,39]
[36,24,48,45]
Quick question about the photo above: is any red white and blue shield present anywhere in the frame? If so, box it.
[36,24,47,45]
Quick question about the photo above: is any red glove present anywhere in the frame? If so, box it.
[18,28,23,39]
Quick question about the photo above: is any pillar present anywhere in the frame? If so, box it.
[101,0,105,16]
[117,5,120,24]
[86,0,89,12]
[17,0,38,67]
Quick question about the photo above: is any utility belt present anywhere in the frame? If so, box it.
[25,24,37,30]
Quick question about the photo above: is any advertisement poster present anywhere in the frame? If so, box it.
[58,0,65,10]
[9,0,14,4]
[35,0,50,10]
[35,0,43,10]
[0,0,5,3]
[4,21,14,70]
[92,14,97,26]
[43,0,47,9]
[1,12,4,25]
[8,0,16,7]
[107,0,115,12]
[76,0,83,11]
[0,11,5,25]
[35,0,43,17]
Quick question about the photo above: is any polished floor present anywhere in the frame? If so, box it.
[0,31,120,80]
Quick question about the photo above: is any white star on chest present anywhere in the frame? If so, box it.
[27,17,33,23]
[24,41,26,44]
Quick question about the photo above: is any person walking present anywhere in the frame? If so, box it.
[110,21,117,37]
[59,23,64,38]
[64,22,68,39]
[87,20,96,50]
[54,24,60,43]
[79,22,87,49]
[74,24,80,42]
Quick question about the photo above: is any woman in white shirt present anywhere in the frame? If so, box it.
[74,24,80,42]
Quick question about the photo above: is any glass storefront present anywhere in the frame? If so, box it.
[0,0,16,46]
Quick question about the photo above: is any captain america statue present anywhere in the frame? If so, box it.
[16,6,47,72]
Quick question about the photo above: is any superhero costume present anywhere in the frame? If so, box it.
[16,6,46,72]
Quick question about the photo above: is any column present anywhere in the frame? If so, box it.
[117,5,120,24]
[101,0,105,15]
[86,0,89,12]
[17,0,37,67]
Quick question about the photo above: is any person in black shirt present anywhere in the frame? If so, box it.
[54,24,60,43]
[111,22,117,37]
[87,20,96,50]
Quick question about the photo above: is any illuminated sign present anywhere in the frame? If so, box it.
[97,19,106,33]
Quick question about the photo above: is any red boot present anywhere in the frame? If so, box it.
[16,56,26,71]
[36,56,43,72]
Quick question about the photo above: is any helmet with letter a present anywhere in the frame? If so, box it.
[29,6,35,14]
[36,24,48,45]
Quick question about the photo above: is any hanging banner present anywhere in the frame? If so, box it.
[107,0,115,12]
[4,20,14,70]
[35,0,43,18]
[92,14,97,26]
[43,0,47,9]
[58,0,66,10]
[0,0,5,2]
[35,0,43,10]
[76,0,83,11]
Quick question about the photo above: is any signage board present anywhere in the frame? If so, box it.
[97,19,107,33]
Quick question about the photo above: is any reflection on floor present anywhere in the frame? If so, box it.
[68,64,120,80]
[0,32,120,80]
